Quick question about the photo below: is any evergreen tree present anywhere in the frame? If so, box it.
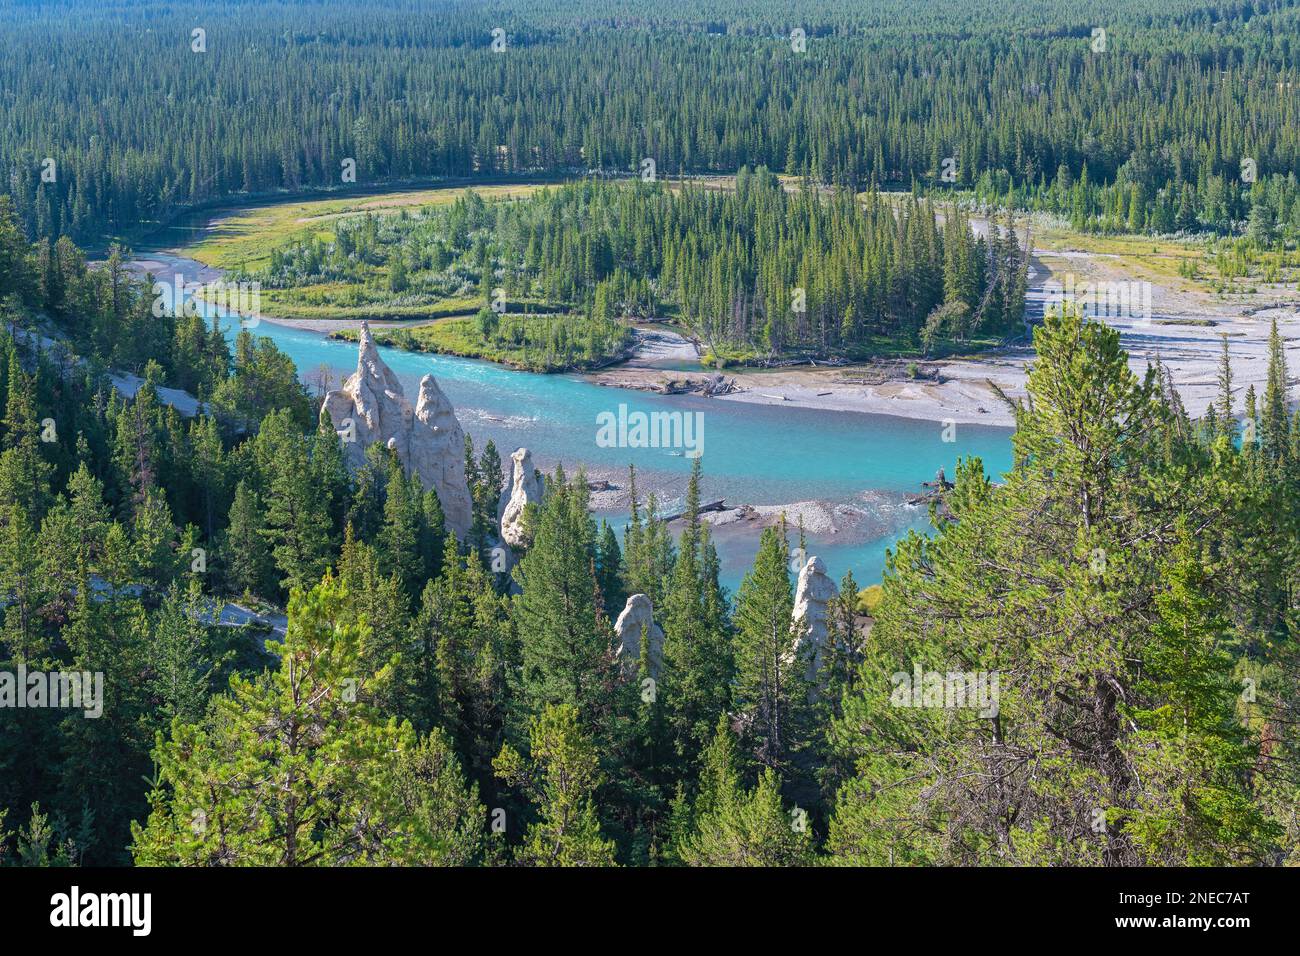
[1261,319,1289,465]
[378,459,422,604]
[512,467,612,721]
[146,584,221,725]
[1124,528,1278,863]
[493,703,617,866]
[256,411,333,593]
[222,480,273,599]
[131,576,484,866]
[594,520,625,614]
[413,536,512,786]
[1215,334,1236,443]
[312,405,350,532]
[676,718,812,866]
[828,306,1283,865]
[732,525,806,777]
[660,458,733,774]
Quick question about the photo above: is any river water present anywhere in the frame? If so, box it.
[139,249,1013,595]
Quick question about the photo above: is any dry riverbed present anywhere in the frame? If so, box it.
[592,243,1300,428]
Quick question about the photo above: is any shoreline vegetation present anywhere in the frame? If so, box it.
[181,168,1028,376]
[164,168,1300,428]
[115,169,1300,524]
[323,321,638,374]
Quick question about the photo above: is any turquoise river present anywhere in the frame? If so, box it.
[142,251,1013,595]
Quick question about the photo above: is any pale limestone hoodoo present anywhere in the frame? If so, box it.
[499,447,543,550]
[792,555,837,686]
[322,322,474,539]
[614,594,664,678]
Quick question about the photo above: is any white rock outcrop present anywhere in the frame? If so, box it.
[614,594,664,678]
[323,322,474,538]
[791,555,837,686]
[499,447,543,549]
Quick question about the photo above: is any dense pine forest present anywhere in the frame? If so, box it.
[250,172,1026,364]
[1,193,1299,866]
[3,0,1299,247]
[0,0,1298,880]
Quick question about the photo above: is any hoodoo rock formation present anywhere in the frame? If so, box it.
[792,554,837,686]
[614,594,664,678]
[323,322,474,538]
[499,447,543,549]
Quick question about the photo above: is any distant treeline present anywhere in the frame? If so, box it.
[2,0,1298,244]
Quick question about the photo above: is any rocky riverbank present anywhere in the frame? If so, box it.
[588,247,1300,428]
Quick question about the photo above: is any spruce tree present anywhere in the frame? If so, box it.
[512,467,612,721]
[222,480,273,599]
[732,525,806,777]
[660,457,733,774]
[1215,333,1235,443]
[256,411,333,593]
[378,459,422,604]
[1261,319,1290,465]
